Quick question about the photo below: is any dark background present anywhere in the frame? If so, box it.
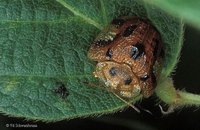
[0,25,200,130]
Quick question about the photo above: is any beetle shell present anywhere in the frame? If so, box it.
[88,16,163,98]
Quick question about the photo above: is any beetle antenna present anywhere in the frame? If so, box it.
[112,92,140,113]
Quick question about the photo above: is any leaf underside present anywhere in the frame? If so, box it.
[144,0,200,29]
[0,0,183,121]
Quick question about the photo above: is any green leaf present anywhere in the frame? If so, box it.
[0,0,183,121]
[143,0,200,29]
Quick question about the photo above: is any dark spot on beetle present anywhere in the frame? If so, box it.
[106,48,113,58]
[124,77,132,85]
[109,67,117,76]
[153,38,160,57]
[123,25,137,37]
[140,74,149,81]
[151,73,157,87]
[130,43,145,60]
[54,82,69,99]
[111,18,125,27]
[160,48,165,58]
[95,39,112,47]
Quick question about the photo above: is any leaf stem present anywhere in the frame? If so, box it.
[156,78,200,108]
[56,0,103,30]
[178,91,200,106]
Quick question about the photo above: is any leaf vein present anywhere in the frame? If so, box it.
[100,0,108,24]
[0,74,93,79]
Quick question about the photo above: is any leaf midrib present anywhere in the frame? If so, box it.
[56,0,103,30]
